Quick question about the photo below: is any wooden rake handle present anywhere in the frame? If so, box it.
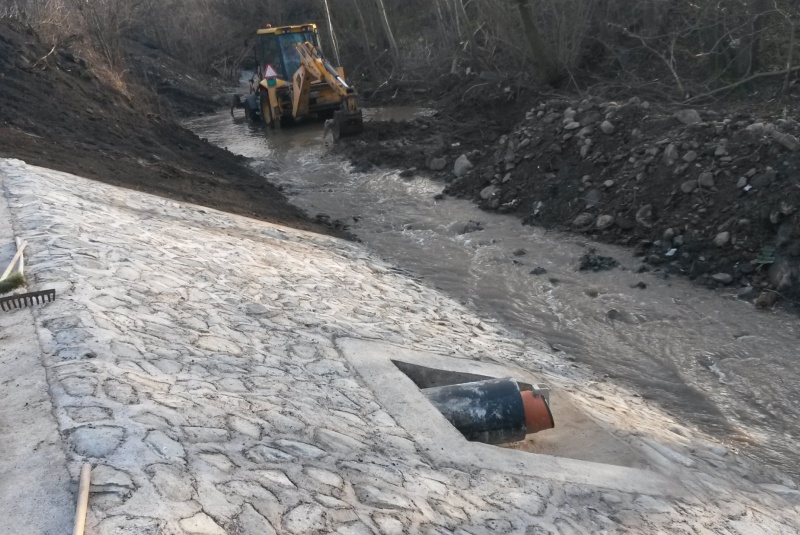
[72,464,92,535]
[0,241,26,281]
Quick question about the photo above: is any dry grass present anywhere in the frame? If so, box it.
[0,273,26,295]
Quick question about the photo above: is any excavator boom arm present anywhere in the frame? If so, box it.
[295,42,353,100]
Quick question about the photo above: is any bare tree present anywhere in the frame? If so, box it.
[513,0,561,84]
[322,0,341,64]
[374,0,399,63]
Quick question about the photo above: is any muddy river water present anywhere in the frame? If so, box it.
[186,108,800,480]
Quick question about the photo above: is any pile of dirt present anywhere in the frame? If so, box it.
[0,21,338,237]
[345,73,532,172]
[338,86,800,305]
[124,37,233,118]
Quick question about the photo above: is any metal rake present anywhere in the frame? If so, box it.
[0,289,56,311]
[0,239,57,312]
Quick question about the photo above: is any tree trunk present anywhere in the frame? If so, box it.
[321,0,341,65]
[353,0,381,83]
[514,0,560,85]
[745,0,770,75]
[373,0,399,63]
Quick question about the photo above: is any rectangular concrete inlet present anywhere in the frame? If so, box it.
[337,337,677,496]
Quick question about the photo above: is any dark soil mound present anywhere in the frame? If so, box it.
[337,82,800,305]
[448,98,800,302]
[124,36,232,118]
[0,21,337,237]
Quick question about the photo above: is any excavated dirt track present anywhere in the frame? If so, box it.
[0,20,341,237]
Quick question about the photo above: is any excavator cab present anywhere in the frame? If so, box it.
[254,26,319,81]
[247,23,363,138]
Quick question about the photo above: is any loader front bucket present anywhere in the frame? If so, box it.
[332,109,363,140]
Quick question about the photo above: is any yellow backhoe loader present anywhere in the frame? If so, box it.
[235,24,363,139]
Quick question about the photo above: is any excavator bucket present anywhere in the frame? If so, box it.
[331,109,363,140]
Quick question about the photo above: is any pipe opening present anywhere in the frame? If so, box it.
[392,361,554,446]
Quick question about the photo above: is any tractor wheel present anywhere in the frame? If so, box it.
[244,99,260,122]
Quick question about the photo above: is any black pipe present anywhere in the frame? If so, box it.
[423,378,528,444]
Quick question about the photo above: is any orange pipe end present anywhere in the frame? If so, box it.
[520,390,555,433]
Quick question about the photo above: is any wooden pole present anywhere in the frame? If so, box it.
[0,241,27,281]
[72,464,92,535]
[14,238,24,276]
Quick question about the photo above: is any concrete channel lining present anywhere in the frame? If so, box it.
[337,337,682,497]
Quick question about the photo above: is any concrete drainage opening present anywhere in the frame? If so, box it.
[392,360,554,446]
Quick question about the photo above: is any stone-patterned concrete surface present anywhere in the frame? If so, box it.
[2,157,800,534]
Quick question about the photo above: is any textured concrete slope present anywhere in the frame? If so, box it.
[1,158,799,534]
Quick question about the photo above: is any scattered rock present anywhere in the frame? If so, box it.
[711,273,733,285]
[698,171,715,188]
[459,220,484,234]
[480,184,499,200]
[636,205,655,227]
[579,249,619,272]
[573,212,595,228]
[769,258,794,290]
[773,131,800,152]
[584,188,602,207]
[428,157,447,171]
[564,121,581,130]
[399,167,416,178]
[530,267,548,275]
[631,281,647,290]
[453,154,473,177]
[713,232,730,247]
[683,151,698,163]
[737,286,757,300]
[350,160,374,173]
[751,167,777,188]
[663,144,679,165]
[737,176,748,189]
[675,109,702,125]
[681,180,699,193]
[512,248,527,256]
[600,120,615,134]
[747,122,772,133]
[755,291,779,309]
[596,214,615,230]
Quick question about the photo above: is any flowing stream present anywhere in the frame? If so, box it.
[186,107,800,480]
